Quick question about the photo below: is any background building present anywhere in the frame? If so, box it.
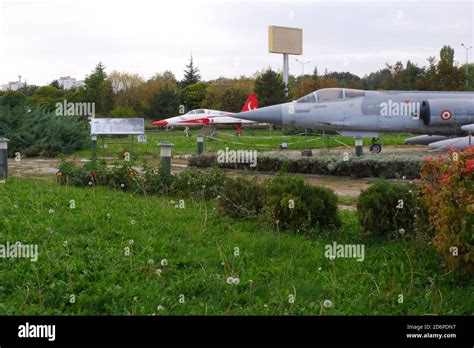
[57,76,85,90]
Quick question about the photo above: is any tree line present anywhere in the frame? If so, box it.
[1,45,473,121]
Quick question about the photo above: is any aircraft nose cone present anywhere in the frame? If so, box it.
[238,104,283,124]
[152,120,168,126]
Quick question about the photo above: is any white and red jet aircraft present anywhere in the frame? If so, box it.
[151,94,258,134]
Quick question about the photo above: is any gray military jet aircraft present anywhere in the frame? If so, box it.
[235,88,474,152]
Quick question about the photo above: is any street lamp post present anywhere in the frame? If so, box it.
[461,43,472,88]
[295,59,311,94]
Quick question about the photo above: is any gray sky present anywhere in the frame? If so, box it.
[0,0,472,86]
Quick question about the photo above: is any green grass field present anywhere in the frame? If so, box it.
[1,178,472,315]
[72,129,414,159]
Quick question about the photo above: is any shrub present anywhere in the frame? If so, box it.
[357,180,423,237]
[0,105,88,157]
[57,158,108,187]
[420,148,474,274]
[218,176,266,219]
[172,167,226,199]
[142,161,175,195]
[188,154,217,168]
[263,175,340,234]
[107,160,141,192]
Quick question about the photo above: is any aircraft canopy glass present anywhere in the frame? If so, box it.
[296,88,365,103]
[316,88,344,102]
[186,109,206,114]
[345,89,365,98]
[296,92,316,103]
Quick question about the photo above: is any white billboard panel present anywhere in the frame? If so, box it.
[91,118,145,135]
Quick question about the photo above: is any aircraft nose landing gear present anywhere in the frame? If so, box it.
[369,138,382,153]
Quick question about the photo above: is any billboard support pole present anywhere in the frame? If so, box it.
[283,53,289,97]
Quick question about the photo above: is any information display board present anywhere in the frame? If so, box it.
[91,118,145,135]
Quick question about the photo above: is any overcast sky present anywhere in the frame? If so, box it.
[0,0,472,86]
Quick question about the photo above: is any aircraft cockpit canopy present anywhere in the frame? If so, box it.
[296,88,365,103]
[186,109,206,115]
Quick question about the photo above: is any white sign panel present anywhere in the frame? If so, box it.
[91,118,145,135]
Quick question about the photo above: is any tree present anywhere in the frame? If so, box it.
[325,71,362,89]
[27,86,63,111]
[142,71,179,114]
[181,55,201,88]
[83,62,107,113]
[50,80,61,89]
[108,71,145,115]
[401,60,423,90]
[414,56,438,90]
[201,77,254,111]
[437,45,464,90]
[180,82,208,111]
[97,79,114,116]
[148,86,179,120]
[254,68,286,107]
[0,91,27,108]
[110,106,137,118]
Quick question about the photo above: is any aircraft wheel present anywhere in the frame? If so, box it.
[370,143,382,153]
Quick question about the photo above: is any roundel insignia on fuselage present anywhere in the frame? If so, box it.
[440,109,452,120]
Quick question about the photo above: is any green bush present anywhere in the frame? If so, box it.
[357,180,423,237]
[0,105,88,157]
[218,176,266,219]
[107,160,141,192]
[57,158,108,187]
[264,175,340,233]
[142,161,175,195]
[188,154,217,168]
[172,167,226,199]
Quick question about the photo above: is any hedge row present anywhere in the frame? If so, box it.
[189,153,423,179]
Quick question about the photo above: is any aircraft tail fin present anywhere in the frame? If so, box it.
[241,94,258,112]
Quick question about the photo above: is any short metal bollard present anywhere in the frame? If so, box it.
[196,134,205,155]
[0,137,10,178]
[355,138,364,157]
[159,141,174,175]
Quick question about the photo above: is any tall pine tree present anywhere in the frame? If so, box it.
[181,55,201,88]
[83,62,108,114]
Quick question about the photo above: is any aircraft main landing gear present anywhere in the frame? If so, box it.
[369,138,382,153]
